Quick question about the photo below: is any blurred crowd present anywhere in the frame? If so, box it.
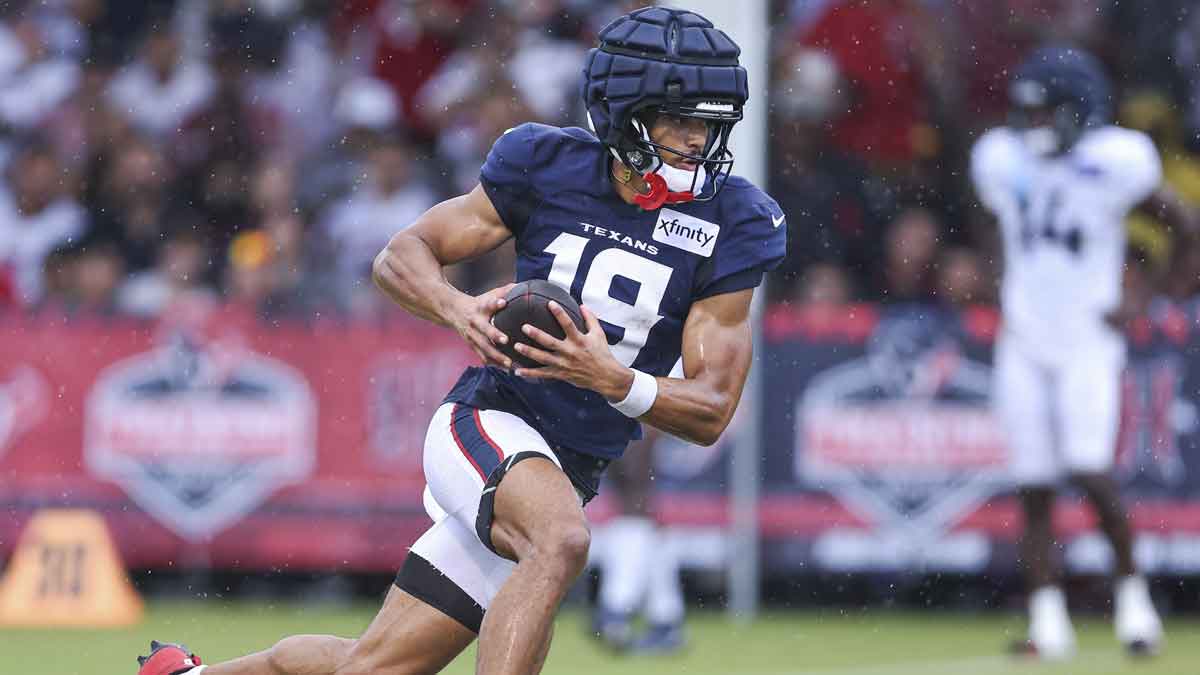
[770,0,1200,310]
[0,0,649,320]
[1,0,1200,322]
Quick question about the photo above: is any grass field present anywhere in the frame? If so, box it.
[4,601,1199,674]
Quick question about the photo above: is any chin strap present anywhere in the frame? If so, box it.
[616,166,694,211]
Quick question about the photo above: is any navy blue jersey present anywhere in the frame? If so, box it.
[444,123,786,460]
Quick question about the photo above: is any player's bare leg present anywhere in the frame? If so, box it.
[177,587,475,675]
[206,636,352,675]
[1071,472,1163,654]
[1018,486,1056,590]
[1071,473,1135,576]
[478,457,591,675]
[1014,485,1074,659]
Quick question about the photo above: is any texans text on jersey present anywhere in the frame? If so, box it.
[579,222,660,256]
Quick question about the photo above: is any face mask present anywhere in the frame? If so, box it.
[1022,127,1060,156]
[657,160,706,194]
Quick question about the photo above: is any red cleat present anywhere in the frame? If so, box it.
[137,641,202,675]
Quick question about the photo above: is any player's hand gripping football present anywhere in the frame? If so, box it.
[513,302,632,400]
[449,283,516,369]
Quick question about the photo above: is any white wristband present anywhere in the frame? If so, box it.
[610,368,657,418]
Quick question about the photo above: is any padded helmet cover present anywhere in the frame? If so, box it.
[582,7,749,150]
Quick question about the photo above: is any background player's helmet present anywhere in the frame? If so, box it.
[582,7,748,208]
[1008,45,1112,155]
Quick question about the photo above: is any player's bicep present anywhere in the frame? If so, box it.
[679,288,754,397]
[399,184,513,266]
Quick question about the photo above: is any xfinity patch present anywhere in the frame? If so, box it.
[653,208,720,257]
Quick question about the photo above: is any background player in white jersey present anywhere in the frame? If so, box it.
[971,46,1197,660]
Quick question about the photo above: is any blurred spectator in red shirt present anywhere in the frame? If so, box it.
[951,0,1110,126]
[768,47,896,302]
[339,0,474,139]
[799,0,939,169]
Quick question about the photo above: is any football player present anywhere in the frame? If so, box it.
[971,45,1196,660]
[135,8,785,675]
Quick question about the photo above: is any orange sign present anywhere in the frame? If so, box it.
[0,509,143,626]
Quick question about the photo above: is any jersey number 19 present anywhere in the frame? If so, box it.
[544,233,674,367]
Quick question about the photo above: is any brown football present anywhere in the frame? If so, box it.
[491,279,585,369]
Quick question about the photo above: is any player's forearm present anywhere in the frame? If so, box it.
[372,232,469,327]
[610,292,751,447]
[628,375,738,447]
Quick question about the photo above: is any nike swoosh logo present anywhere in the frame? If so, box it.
[482,486,497,495]
[771,213,785,228]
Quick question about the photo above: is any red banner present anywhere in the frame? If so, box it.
[8,301,1200,576]
[0,307,475,571]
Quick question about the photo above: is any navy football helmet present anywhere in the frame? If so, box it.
[1008,45,1112,155]
[582,7,748,208]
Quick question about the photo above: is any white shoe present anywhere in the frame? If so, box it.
[1025,586,1076,660]
[1115,575,1163,656]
